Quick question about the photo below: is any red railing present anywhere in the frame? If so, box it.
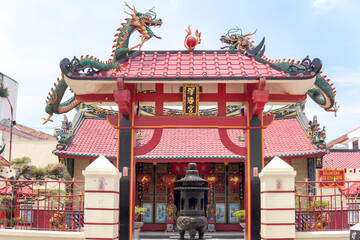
[0,179,84,231]
[295,180,360,232]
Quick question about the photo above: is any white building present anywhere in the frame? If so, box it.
[0,72,57,170]
[327,126,360,150]
[0,72,18,122]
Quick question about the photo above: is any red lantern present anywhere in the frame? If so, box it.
[228,173,243,188]
[162,174,177,186]
[203,173,218,185]
[137,173,152,188]
[162,174,177,204]
[203,173,218,201]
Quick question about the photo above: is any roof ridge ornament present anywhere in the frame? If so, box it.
[184,26,201,51]
[220,26,337,115]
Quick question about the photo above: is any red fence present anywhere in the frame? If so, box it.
[295,180,360,232]
[0,179,84,231]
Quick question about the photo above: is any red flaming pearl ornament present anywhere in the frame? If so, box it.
[184,25,201,51]
[186,36,197,50]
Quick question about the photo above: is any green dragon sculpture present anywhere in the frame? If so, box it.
[112,3,162,60]
[43,58,121,124]
[220,27,260,52]
[43,3,162,124]
[220,27,338,115]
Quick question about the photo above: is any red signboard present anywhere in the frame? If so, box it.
[318,169,345,188]
[171,163,211,175]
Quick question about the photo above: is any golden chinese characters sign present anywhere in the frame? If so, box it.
[318,169,345,188]
[182,84,199,116]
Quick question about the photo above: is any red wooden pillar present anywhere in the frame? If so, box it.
[112,79,136,240]
[244,79,269,240]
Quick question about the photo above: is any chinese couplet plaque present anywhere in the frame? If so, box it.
[182,84,199,116]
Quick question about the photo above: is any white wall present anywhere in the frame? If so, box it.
[292,158,308,181]
[0,73,18,121]
[0,229,84,240]
[295,231,349,240]
[3,139,58,167]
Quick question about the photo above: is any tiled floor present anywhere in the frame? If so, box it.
[140,231,244,240]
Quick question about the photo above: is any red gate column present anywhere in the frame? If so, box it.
[245,79,269,240]
[112,79,135,240]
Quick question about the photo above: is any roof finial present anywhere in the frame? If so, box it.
[184,26,201,51]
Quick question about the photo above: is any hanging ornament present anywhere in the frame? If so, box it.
[203,173,219,201]
[228,173,243,188]
[203,173,218,186]
[162,174,177,204]
[162,174,177,186]
[137,173,152,188]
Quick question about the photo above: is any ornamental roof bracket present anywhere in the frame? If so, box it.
[60,56,120,77]
[251,77,269,118]
[286,56,323,76]
[114,77,131,118]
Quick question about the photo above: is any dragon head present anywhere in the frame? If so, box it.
[125,3,162,40]
[220,26,241,46]
[220,27,256,50]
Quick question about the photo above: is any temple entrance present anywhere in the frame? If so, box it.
[136,162,244,231]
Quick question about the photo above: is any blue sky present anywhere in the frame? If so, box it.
[0,0,359,142]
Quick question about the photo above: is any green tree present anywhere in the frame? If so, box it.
[0,87,8,98]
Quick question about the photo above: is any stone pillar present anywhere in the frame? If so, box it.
[259,156,296,240]
[83,156,122,240]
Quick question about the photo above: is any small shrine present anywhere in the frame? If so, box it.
[54,115,74,150]
[307,115,327,149]
[175,163,210,239]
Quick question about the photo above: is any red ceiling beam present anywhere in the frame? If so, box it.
[75,94,115,103]
[269,94,307,103]
[76,93,306,104]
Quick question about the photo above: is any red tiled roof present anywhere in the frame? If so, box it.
[54,117,325,160]
[120,51,288,79]
[55,118,117,159]
[0,120,55,140]
[0,155,10,166]
[323,151,360,169]
[14,124,55,140]
[339,182,360,195]
[327,134,349,149]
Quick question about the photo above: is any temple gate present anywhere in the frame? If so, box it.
[60,50,321,240]
[43,4,337,240]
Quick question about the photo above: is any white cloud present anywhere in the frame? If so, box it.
[327,66,360,87]
[312,0,340,10]
[169,0,180,9]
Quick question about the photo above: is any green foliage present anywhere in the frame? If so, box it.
[135,205,147,221]
[233,210,246,222]
[9,157,70,180]
[45,163,71,180]
[0,87,9,98]
[36,188,67,196]
[10,156,31,167]
[304,199,328,211]
[29,167,46,180]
